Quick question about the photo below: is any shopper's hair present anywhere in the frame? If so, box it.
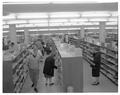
[11,42,14,46]
[95,47,100,51]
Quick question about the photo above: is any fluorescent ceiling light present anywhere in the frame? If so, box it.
[17,13,48,19]
[50,23,63,26]
[105,27,118,29]
[85,27,99,29]
[49,28,59,31]
[16,23,48,27]
[16,35,24,36]
[71,22,82,25]
[16,30,24,32]
[70,18,88,22]
[89,18,107,21]
[29,29,48,31]
[41,34,50,35]
[16,24,26,27]
[111,12,118,17]
[108,18,118,22]
[49,22,99,26]
[50,21,100,26]
[69,28,81,30]
[86,32,94,33]
[39,29,49,31]
[3,25,9,28]
[29,20,48,23]
[106,22,118,25]
[50,12,80,18]
[7,20,27,24]
[3,31,9,33]
[3,14,16,20]
[48,28,81,31]
[83,22,99,25]
[81,12,110,17]
[24,24,35,27]
[50,19,68,23]
[29,29,39,31]
[63,23,72,26]
[31,34,40,36]
[34,24,48,26]
[34,23,48,27]
[58,28,68,30]
[63,22,82,26]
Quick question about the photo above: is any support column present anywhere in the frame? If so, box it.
[24,28,29,45]
[80,26,85,40]
[99,22,106,44]
[9,24,17,45]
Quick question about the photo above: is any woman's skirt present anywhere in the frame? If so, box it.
[29,68,39,87]
[92,67,100,77]
[44,74,52,78]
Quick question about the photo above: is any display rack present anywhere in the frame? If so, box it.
[3,43,34,93]
[12,49,29,93]
[68,37,118,86]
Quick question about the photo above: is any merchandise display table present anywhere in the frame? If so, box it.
[53,39,83,92]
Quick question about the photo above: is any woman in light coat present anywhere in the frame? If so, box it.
[27,44,42,92]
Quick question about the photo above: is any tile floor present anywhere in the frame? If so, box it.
[83,59,118,92]
[21,58,63,93]
[21,39,118,93]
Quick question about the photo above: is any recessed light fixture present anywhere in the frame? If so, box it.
[50,12,80,18]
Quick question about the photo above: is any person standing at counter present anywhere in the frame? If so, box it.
[91,47,101,85]
[27,45,40,92]
[43,51,57,86]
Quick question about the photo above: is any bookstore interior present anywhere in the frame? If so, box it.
[2,1,119,93]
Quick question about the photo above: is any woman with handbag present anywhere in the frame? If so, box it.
[43,51,57,86]
[27,44,42,92]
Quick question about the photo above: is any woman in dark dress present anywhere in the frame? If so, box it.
[91,47,101,85]
[43,51,57,86]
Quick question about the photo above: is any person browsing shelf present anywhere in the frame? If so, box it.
[27,45,41,92]
[91,47,101,85]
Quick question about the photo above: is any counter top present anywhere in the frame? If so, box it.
[53,38,82,58]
